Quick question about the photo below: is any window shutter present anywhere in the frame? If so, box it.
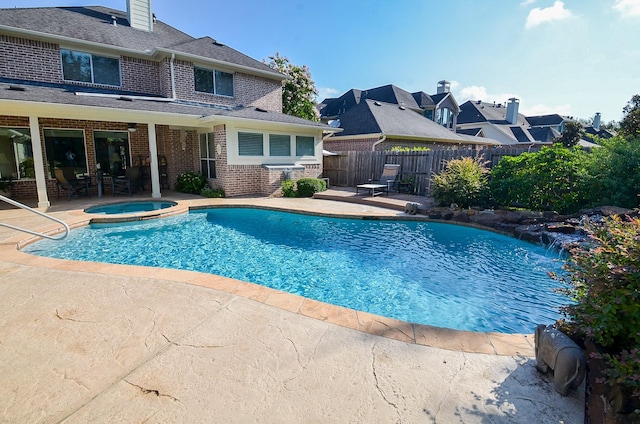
[238,132,264,156]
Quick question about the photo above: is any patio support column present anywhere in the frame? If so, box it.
[29,116,50,208]
[147,123,161,198]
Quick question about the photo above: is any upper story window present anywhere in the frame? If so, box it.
[194,67,234,97]
[61,49,121,86]
[436,107,455,129]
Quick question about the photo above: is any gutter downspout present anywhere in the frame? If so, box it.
[170,53,177,100]
[372,134,386,151]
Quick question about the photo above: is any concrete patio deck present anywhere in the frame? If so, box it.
[0,190,584,423]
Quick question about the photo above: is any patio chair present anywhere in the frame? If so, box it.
[377,164,401,192]
[356,164,401,196]
[111,166,140,196]
[54,168,90,201]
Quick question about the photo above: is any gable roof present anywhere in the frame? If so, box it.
[411,91,435,108]
[0,6,281,79]
[318,89,363,118]
[526,114,567,127]
[319,84,424,118]
[331,99,466,142]
[362,85,421,111]
[458,100,527,125]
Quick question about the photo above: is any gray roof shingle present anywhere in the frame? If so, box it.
[0,6,280,77]
[0,78,327,129]
[335,99,463,141]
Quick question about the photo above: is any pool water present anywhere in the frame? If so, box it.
[84,201,177,214]
[25,207,568,333]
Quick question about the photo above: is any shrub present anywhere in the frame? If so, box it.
[490,146,589,214]
[583,136,640,209]
[554,215,640,397]
[431,156,489,208]
[201,187,225,198]
[296,177,327,197]
[281,179,297,197]
[175,171,206,194]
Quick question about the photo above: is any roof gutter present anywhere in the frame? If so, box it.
[197,114,330,132]
[0,25,285,81]
[154,48,285,81]
[0,25,149,58]
[372,134,387,151]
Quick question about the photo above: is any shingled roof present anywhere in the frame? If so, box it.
[0,6,281,78]
[0,77,326,129]
[334,99,464,141]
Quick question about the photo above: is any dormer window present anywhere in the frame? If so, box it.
[194,67,234,97]
[61,49,121,86]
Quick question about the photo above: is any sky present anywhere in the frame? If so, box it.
[9,0,640,123]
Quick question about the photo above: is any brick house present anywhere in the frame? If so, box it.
[0,0,330,206]
[318,83,499,152]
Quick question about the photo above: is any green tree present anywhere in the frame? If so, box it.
[620,94,640,139]
[554,120,584,148]
[265,53,319,121]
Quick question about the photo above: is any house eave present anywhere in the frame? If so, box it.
[153,48,285,81]
[0,25,153,60]
[198,114,331,132]
[0,98,206,127]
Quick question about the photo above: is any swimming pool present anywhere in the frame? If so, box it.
[24,207,567,334]
[84,201,177,215]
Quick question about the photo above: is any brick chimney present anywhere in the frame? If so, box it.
[127,0,154,32]
[506,98,519,124]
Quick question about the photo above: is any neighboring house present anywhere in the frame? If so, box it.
[457,98,548,146]
[458,99,613,148]
[319,83,499,151]
[583,112,615,140]
[0,0,330,206]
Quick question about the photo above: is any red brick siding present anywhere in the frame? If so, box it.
[0,35,61,82]
[324,138,379,152]
[172,60,282,111]
[120,57,161,94]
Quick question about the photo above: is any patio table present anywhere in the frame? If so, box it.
[356,183,387,197]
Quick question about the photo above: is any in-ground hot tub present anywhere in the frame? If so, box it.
[84,200,178,215]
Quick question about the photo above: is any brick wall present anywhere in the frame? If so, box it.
[0,35,281,108]
[0,35,61,82]
[121,57,161,94]
[324,138,379,152]
[172,60,283,111]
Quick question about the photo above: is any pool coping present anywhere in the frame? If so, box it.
[1,199,536,357]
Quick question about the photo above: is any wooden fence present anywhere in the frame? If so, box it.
[322,147,539,195]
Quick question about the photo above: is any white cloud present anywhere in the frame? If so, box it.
[317,87,340,101]
[454,85,574,117]
[613,0,640,17]
[455,85,518,106]
[520,0,536,6]
[520,103,572,117]
[525,1,573,29]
